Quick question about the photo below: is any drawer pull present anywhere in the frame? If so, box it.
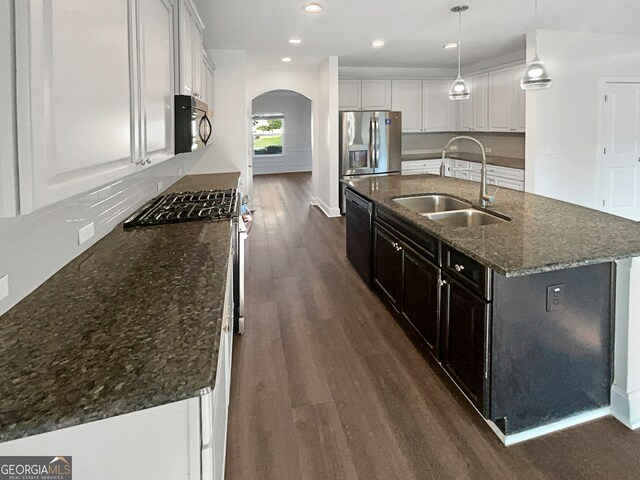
[454,264,465,272]
[438,279,447,287]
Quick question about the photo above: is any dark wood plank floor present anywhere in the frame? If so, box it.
[226,172,640,480]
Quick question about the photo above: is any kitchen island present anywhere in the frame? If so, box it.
[0,173,240,479]
[342,173,640,444]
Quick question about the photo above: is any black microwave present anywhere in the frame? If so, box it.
[175,95,212,154]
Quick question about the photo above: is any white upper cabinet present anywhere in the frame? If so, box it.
[488,67,513,131]
[473,73,489,131]
[488,65,525,132]
[338,80,362,110]
[138,0,176,165]
[179,0,205,97]
[0,0,17,217]
[339,79,391,111]
[361,80,392,110]
[459,76,474,131]
[15,0,137,214]
[422,81,451,132]
[392,80,422,132]
[202,50,215,107]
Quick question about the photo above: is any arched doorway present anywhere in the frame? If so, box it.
[250,90,312,176]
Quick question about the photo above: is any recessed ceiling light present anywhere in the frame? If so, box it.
[302,3,323,13]
[443,42,458,49]
[282,57,293,63]
[371,40,385,48]
[289,37,302,45]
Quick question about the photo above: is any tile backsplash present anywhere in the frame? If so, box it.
[0,154,200,317]
[403,132,525,159]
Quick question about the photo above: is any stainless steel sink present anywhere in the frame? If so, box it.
[425,209,510,227]
[393,195,471,214]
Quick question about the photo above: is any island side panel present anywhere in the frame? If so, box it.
[490,262,614,435]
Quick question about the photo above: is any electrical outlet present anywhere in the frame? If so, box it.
[0,274,8,302]
[157,181,164,192]
[485,147,492,153]
[546,284,565,312]
[78,222,95,245]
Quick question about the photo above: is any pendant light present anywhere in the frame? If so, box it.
[449,5,470,100]
[521,0,552,90]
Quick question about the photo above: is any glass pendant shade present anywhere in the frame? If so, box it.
[449,76,470,100]
[520,54,552,90]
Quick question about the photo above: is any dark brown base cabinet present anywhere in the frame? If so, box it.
[346,189,614,436]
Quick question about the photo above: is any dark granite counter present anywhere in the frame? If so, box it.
[342,174,640,276]
[402,152,524,170]
[0,172,240,443]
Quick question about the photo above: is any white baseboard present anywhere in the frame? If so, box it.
[611,385,640,430]
[310,197,341,218]
[486,407,611,446]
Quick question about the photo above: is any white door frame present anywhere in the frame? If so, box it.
[596,77,640,215]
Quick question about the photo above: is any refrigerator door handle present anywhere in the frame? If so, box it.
[374,117,380,168]
[367,117,375,168]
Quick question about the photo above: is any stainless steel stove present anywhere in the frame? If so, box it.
[123,189,238,229]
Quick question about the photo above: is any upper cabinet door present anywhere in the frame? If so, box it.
[473,73,488,132]
[339,80,362,111]
[139,0,176,165]
[179,0,204,97]
[487,67,513,132]
[179,2,193,95]
[422,81,450,132]
[0,0,17,217]
[191,24,203,99]
[361,80,392,111]
[459,76,474,131]
[513,65,526,132]
[15,0,137,214]
[392,80,422,132]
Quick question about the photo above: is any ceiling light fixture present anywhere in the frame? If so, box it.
[281,57,293,63]
[371,39,385,48]
[443,42,458,49]
[448,5,470,101]
[521,0,552,90]
[289,37,302,45]
[302,3,323,13]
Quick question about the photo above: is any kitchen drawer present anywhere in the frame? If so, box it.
[443,245,492,300]
[402,159,442,170]
[486,165,524,181]
[452,159,470,170]
[375,207,440,265]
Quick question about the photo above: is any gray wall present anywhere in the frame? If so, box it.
[252,90,312,175]
[0,155,200,316]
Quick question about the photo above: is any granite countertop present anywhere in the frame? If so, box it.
[402,152,524,170]
[0,172,240,443]
[342,174,640,276]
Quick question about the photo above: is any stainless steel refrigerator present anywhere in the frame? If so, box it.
[339,111,402,214]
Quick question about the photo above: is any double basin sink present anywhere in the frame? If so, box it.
[393,195,510,228]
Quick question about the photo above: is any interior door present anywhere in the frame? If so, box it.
[601,82,640,220]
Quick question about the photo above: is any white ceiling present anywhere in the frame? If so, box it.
[196,0,640,68]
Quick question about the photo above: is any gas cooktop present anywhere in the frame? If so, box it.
[123,189,238,229]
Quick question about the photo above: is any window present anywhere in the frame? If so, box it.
[252,115,284,156]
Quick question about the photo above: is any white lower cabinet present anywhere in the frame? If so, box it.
[402,158,448,175]
[0,238,236,480]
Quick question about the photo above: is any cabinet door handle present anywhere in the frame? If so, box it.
[454,264,465,272]
[438,279,447,287]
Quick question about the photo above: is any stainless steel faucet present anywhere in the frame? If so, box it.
[440,135,496,208]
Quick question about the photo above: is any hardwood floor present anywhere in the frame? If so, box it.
[226,172,640,480]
